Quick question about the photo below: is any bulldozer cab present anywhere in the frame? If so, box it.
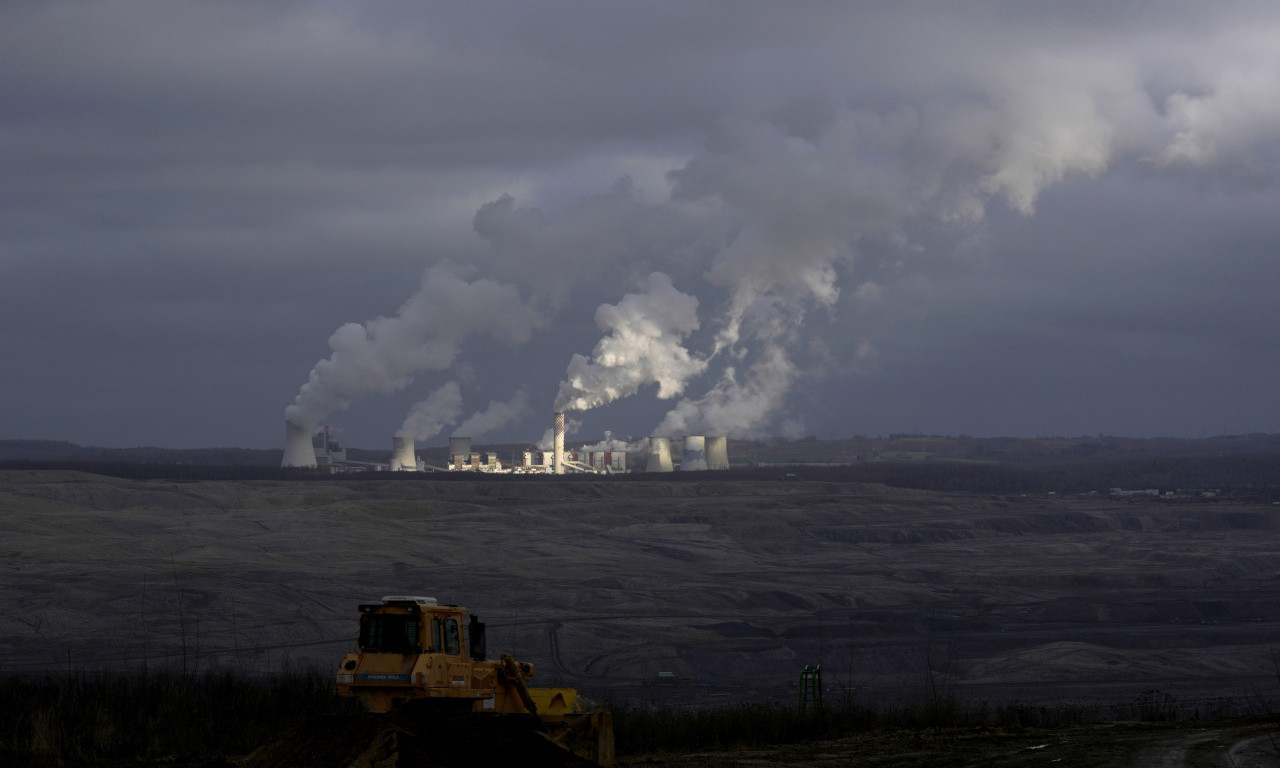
[356,596,485,660]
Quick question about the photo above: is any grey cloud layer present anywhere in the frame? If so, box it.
[3,1,1278,447]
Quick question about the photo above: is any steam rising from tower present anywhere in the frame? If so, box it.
[281,23,1280,452]
[555,273,706,414]
[453,390,530,439]
[398,381,463,442]
[284,264,537,433]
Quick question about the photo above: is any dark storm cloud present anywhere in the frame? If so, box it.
[2,1,1278,447]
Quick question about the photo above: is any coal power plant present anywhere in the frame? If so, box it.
[281,414,730,475]
[278,264,741,476]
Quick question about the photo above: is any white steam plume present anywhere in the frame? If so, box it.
[397,381,463,441]
[660,60,1155,427]
[537,417,581,451]
[655,343,798,439]
[554,272,707,412]
[579,435,648,454]
[285,262,539,430]
[302,19,1280,444]
[453,389,531,439]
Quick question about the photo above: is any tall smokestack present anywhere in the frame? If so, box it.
[553,412,565,475]
[390,436,418,471]
[680,435,708,471]
[646,436,673,473]
[706,436,729,471]
[282,420,318,468]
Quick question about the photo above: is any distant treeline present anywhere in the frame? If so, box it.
[734,454,1280,496]
[7,433,1280,470]
[4,454,1279,497]
[0,439,388,467]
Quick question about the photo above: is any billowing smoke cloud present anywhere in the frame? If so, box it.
[397,381,463,441]
[453,389,531,439]
[285,263,539,430]
[537,417,581,451]
[554,272,707,412]
[579,435,648,454]
[477,32,1280,441]
[655,344,798,439]
[646,55,1183,432]
[472,178,729,310]
[289,10,1280,446]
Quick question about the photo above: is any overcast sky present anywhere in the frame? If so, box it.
[3,1,1279,450]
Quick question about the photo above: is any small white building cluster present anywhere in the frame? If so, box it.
[509,448,629,473]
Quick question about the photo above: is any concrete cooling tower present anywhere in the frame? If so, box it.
[282,420,318,468]
[646,436,673,473]
[390,436,418,471]
[705,436,729,470]
[680,435,708,471]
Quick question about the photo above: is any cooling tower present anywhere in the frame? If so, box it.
[553,412,565,475]
[646,436,673,473]
[706,435,729,471]
[448,436,471,466]
[390,436,418,471]
[282,420,318,468]
[680,435,708,471]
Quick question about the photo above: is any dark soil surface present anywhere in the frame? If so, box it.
[4,470,1280,708]
[620,718,1280,767]
[7,717,1275,767]
[239,705,600,768]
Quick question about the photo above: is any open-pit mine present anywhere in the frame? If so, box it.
[2,469,1278,712]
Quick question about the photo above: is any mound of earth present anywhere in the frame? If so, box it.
[239,705,600,768]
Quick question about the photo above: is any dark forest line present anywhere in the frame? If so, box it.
[3,453,1279,498]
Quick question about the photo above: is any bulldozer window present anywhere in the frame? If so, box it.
[430,617,441,652]
[359,615,421,652]
[443,618,460,655]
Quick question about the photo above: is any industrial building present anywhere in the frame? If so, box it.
[281,414,729,475]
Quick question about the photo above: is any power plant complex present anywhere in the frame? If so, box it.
[282,412,731,474]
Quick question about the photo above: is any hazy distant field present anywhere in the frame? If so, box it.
[3,469,1278,709]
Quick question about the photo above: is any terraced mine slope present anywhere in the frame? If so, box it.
[2,470,1278,708]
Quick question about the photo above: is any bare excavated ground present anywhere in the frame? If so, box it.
[619,718,1280,768]
[2,468,1279,715]
[237,705,602,768]
[240,714,1280,768]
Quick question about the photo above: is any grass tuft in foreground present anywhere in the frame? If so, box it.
[0,669,357,764]
[0,670,1269,763]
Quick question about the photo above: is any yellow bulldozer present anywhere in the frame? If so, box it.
[334,596,614,767]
